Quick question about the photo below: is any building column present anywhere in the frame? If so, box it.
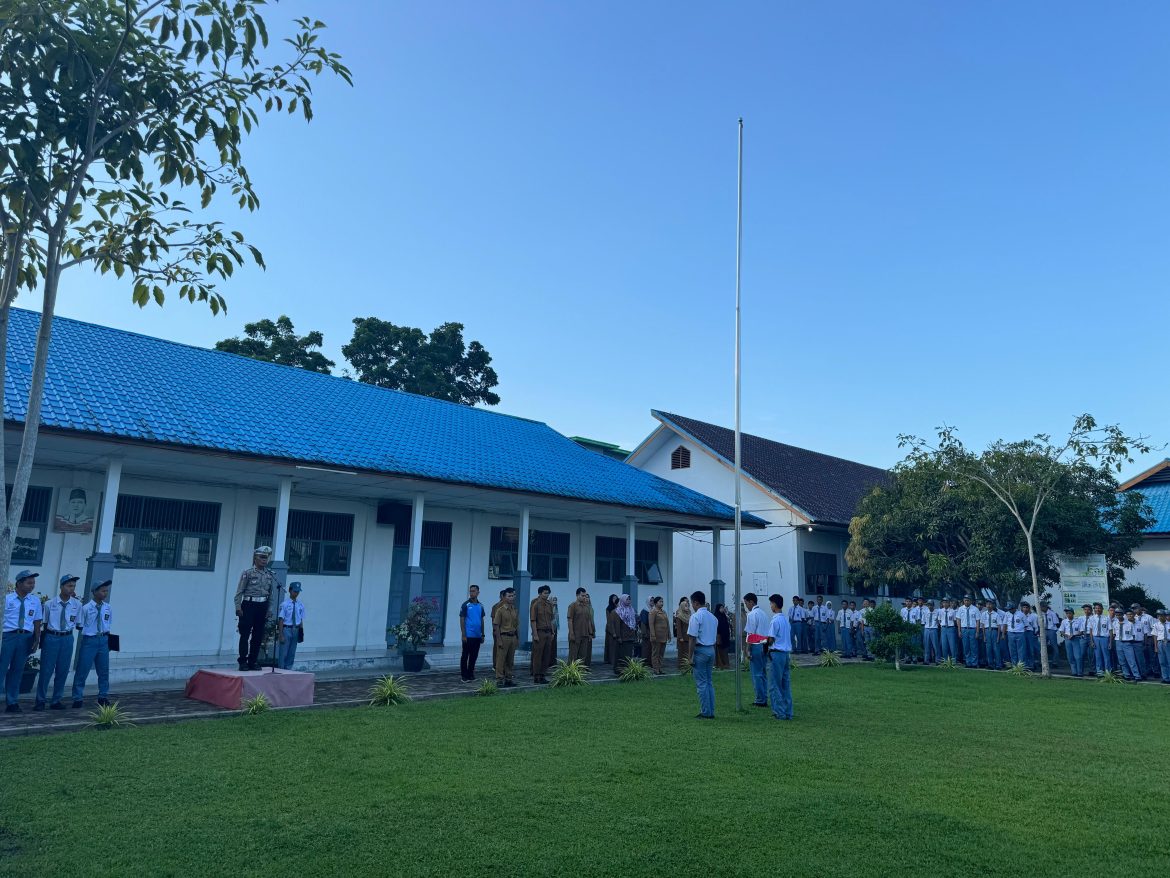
[709,526,725,608]
[621,518,638,598]
[85,457,122,600]
[514,506,532,648]
[268,477,292,612]
[406,493,426,607]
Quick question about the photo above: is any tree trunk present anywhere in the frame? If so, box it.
[1025,531,1051,678]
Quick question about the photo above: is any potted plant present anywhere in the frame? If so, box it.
[390,597,438,672]
[20,654,39,695]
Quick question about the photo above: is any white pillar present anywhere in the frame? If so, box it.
[711,527,722,582]
[518,506,530,571]
[626,518,636,577]
[409,493,425,567]
[273,477,292,559]
[94,457,123,553]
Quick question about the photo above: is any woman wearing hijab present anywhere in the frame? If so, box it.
[675,596,694,669]
[649,596,671,675]
[607,593,638,675]
[714,603,732,669]
[604,594,619,666]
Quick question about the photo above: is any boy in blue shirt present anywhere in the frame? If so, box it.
[459,584,487,682]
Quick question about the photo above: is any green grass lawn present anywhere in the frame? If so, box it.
[3,665,1170,878]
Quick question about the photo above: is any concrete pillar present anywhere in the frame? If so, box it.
[85,457,121,600]
[709,526,725,608]
[515,506,532,648]
[621,518,638,598]
[405,493,426,607]
[268,477,292,611]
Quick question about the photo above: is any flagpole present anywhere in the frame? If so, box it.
[733,118,744,713]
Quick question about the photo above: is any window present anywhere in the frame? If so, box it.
[256,507,355,575]
[804,551,839,595]
[594,536,660,584]
[112,494,220,570]
[489,527,569,580]
[670,445,691,470]
[5,485,51,565]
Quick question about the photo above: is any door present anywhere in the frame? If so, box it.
[385,521,452,647]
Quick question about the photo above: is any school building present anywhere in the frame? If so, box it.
[1119,460,1170,607]
[4,309,765,684]
[626,411,891,607]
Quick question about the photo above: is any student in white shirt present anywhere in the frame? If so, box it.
[956,596,979,668]
[1087,602,1111,677]
[1113,610,1141,681]
[743,593,769,708]
[277,581,306,670]
[1154,609,1170,684]
[766,594,794,720]
[2,569,43,713]
[687,591,718,719]
[72,580,114,708]
[35,574,82,710]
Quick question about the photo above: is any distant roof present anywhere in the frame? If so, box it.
[1119,460,1170,534]
[570,436,631,459]
[649,411,892,526]
[3,309,763,526]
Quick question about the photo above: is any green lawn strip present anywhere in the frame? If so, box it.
[2,667,1169,878]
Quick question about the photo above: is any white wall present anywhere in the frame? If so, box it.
[1132,539,1170,607]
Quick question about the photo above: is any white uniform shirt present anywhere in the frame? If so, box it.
[1154,621,1170,643]
[2,591,43,632]
[1071,615,1088,636]
[909,606,925,626]
[1114,619,1138,642]
[77,600,113,636]
[45,596,81,633]
[1023,613,1039,634]
[687,607,718,646]
[957,605,979,629]
[942,607,957,627]
[836,608,849,627]
[278,597,306,626]
[900,606,912,623]
[1058,618,1075,637]
[768,612,793,652]
[1087,614,1109,637]
[1009,611,1027,634]
[1138,614,1154,637]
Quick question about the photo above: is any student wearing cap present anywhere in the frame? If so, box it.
[1128,605,1148,679]
[766,594,794,721]
[1021,602,1040,670]
[234,546,278,671]
[922,601,940,665]
[2,570,43,713]
[957,596,979,668]
[939,599,958,663]
[743,593,769,706]
[72,580,113,707]
[1058,607,1088,677]
[35,574,82,710]
[492,587,519,687]
[856,600,872,660]
[1004,603,1024,666]
[1136,606,1156,678]
[1113,609,1141,681]
[835,602,853,659]
[687,590,718,719]
[979,601,1000,670]
[1087,603,1111,676]
[1154,609,1170,684]
[276,582,305,670]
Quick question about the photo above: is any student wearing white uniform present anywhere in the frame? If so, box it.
[766,594,794,720]
[836,604,853,659]
[1058,607,1088,678]
[1113,610,1141,681]
[979,602,1000,670]
[743,593,769,708]
[939,599,958,663]
[921,601,940,665]
[2,570,43,713]
[276,581,306,670]
[1087,603,1111,677]
[956,596,979,668]
[687,591,718,719]
[72,580,113,708]
[1154,609,1170,685]
[35,574,81,710]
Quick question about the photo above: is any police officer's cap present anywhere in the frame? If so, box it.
[289,582,303,593]
[254,545,273,556]
[59,574,79,586]
[13,569,38,581]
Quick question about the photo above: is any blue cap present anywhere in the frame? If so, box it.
[1005,603,1016,610]
[13,570,38,581]
[59,574,79,586]
[289,581,302,593]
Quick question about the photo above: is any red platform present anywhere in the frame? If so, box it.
[184,668,315,710]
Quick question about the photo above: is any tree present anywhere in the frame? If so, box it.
[899,416,1153,678]
[864,602,920,670]
[0,0,349,585]
[216,315,333,373]
[342,317,501,406]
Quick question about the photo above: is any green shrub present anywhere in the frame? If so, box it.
[789,655,799,671]
[679,657,694,676]
[818,650,842,668]
[938,657,959,670]
[550,659,590,688]
[1098,670,1124,685]
[1008,662,1033,678]
[476,679,498,697]
[242,693,271,715]
[618,658,652,682]
[87,702,134,729]
[368,674,410,706]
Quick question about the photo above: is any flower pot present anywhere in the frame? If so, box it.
[402,651,426,673]
[19,669,37,695]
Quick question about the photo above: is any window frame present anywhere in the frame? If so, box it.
[594,536,659,585]
[255,506,356,576]
[112,494,221,571]
[5,484,51,566]
[489,526,570,581]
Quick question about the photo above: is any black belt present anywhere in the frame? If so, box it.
[284,624,301,629]
[84,633,109,638]
[46,630,73,636]
[2,630,31,635]
[501,631,517,636]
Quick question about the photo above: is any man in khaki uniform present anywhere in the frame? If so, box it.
[648,595,671,675]
[490,588,507,673]
[492,587,518,687]
[530,585,555,683]
[567,587,595,665]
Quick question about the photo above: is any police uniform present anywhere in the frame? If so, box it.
[493,599,519,686]
[35,576,81,709]
[2,572,43,711]
[72,583,114,706]
[529,592,555,683]
[234,547,278,671]
[277,583,305,670]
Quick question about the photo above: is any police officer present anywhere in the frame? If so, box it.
[2,570,42,713]
[529,585,555,683]
[35,574,81,710]
[72,580,113,708]
[492,587,519,687]
[234,546,277,671]
[276,582,305,670]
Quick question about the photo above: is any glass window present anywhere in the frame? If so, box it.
[112,494,220,571]
[594,536,659,584]
[255,507,355,576]
[4,485,51,565]
[489,526,569,580]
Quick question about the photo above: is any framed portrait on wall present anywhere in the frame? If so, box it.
[53,487,95,534]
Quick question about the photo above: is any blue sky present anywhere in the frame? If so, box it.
[48,1,1170,476]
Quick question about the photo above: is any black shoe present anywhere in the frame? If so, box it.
[72,700,83,709]
[7,703,22,713]
[460,677,471,683]
[33,702,45,711]
[97,698,110,707]
[751,702,768,708]
[246,663,261,671]
[49,702,65,711]
[238,661,248,671]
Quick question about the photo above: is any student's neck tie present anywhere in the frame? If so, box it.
[96,605,103,635]
[18,595,26,632]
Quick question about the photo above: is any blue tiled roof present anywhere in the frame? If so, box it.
[4,309,764,526]
[1130,484,1170,534]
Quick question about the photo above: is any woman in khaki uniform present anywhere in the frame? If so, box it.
[607,593,638,675]
[674,596,694,669]
[649,596,671,675]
